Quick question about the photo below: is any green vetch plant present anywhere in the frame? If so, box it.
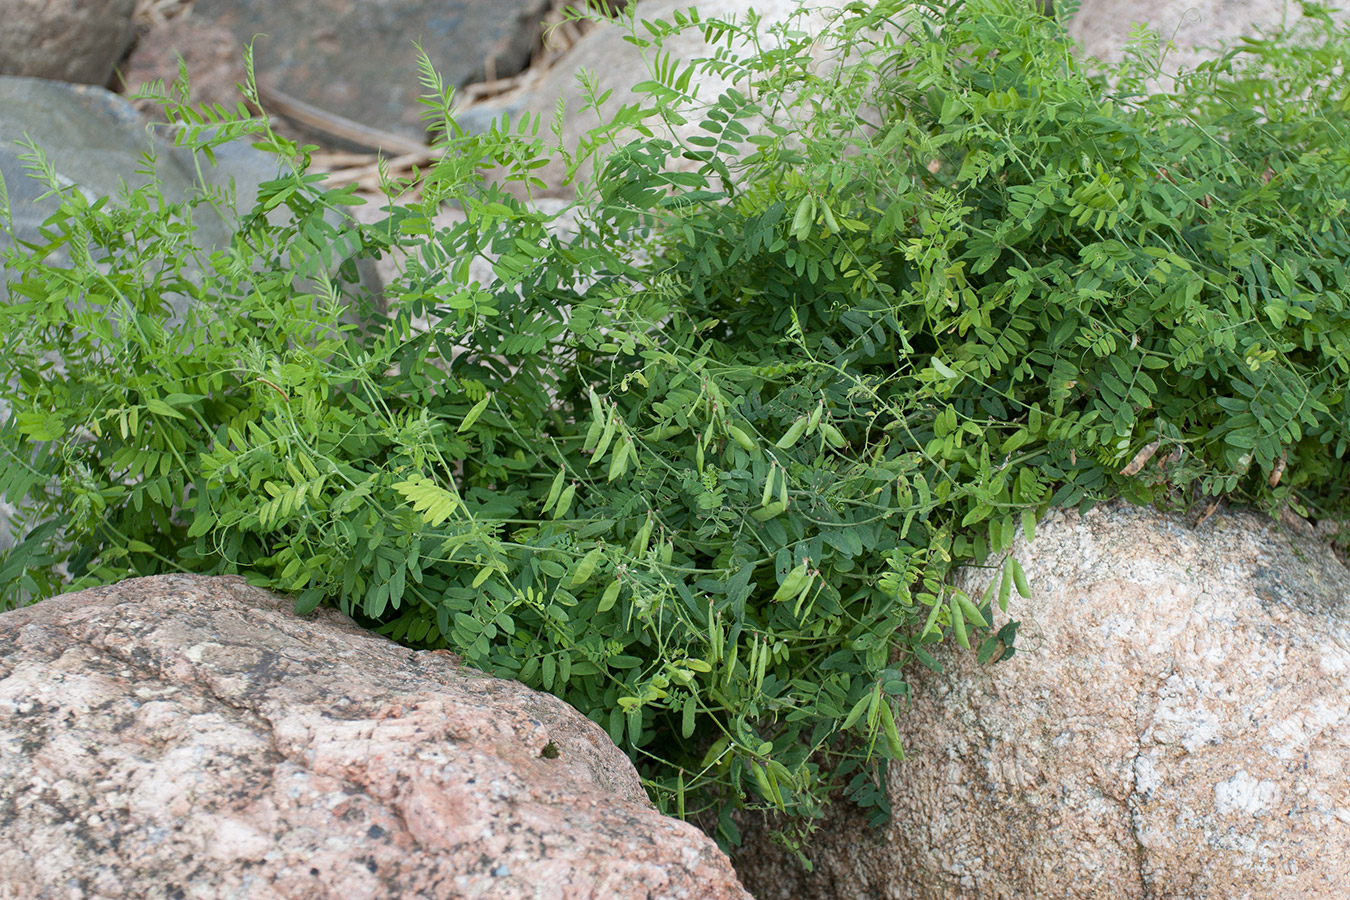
[2,0,1348,860]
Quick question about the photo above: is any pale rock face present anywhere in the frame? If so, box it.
[1067,0,1350,77]
[493,0,856,197]
[737,502,1350,900]
[0,574,752,900]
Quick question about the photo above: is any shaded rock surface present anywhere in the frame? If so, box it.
[0,573,753,900]
[737,502,1350,900]
[0,0,139,86]
[0,76,281,291]
[183,0,554,148]
[0,76,287,557]
[115,12,254,111]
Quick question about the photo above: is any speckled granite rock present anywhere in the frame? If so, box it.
[0,0,138,86]
[0,574,753,900]
[737,502,1350,900]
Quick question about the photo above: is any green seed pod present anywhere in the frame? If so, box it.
[749,760,779,807]
[552,483,576,520]
[878,695,905,758]
[582,416,603,453]
[597,577,622,612]
[761,465,778,507]
[821,201,839,234]
[791,194,816,241]
[752,501,787,522]
[955,592,990,630]
[775,416,808,449]
[630,512,654,555]
[608,437,631,482]
[592,414,619,465]
[542,469,565,514]
[921,594,944,638]
[727,424,757,453]
[949,597,969,649]
[999,563,1014,612]
[458,394,490,432]
[570,546,603,586]
[1011,556,1031,598]
[681,695,697,739]
[772,563,809,602]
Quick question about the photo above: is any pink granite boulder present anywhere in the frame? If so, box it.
[737,503,1350,900]
[0,574,752,900]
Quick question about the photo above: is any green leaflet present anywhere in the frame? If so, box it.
[2,0,1348,857]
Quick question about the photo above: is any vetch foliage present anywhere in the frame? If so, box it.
[2,0,1349,856]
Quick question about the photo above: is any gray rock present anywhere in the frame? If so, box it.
[0,76,288,557]
[0,77,383,562]
[0,573,754,900]
[737,502,1350,900]
[192,0,553,148]
[0,75,281,285]
[0,0,139,86]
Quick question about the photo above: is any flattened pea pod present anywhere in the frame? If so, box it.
[791,194,816,240]
[751,501,787,522]
[921,593,944,638]
[629,512,654,555]
[552,483,576,520]
[761,465,778,507]
[749,760,781,807]
[821,201,839,234]
[607,436,631,481]
[878,695,905,758]
[597,577,622,613]
[592,413,619,465]
[569,546,603,587]
[727,423,758,453]
[458,394,491,432]
[954,592,990,630]
[772,563,810,602]
[948,595,969,649]
[582,416,603,453]
[998,562,1014,612]
[1011,556,1031,598]
[807,401,824,433]
[776,417,808,449]
[542,469,566,514]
